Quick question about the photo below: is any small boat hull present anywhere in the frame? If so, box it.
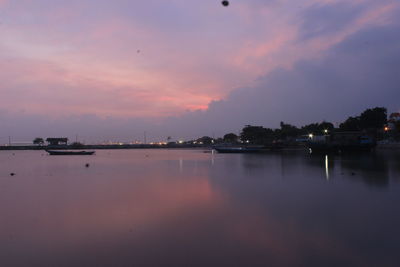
[46,150,95,155]
[213,147,263,153]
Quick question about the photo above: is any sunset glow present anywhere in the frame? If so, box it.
[1,0,399,141]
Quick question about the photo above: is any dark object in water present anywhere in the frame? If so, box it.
[222,1,229,7]
[214,146,263,153]
[85,163,90,167]
[46,150,95,155]
[10,173,15,176]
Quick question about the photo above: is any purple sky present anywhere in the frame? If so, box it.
[0,0,399,143]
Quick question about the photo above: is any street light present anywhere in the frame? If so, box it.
[324,129,328,134]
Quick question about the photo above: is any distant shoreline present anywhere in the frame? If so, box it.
[1,143,399,151]
[0,144,206,151]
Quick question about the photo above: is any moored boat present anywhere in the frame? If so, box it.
[46,150,95,155]
[213,146,264,153]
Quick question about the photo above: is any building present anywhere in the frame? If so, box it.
[46,138,68,146]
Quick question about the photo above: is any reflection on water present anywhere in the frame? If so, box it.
[325,155,330,180]
[0,149,399,266]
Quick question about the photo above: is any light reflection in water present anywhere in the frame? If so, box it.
[179,157,183,172]
[325,155,329,180]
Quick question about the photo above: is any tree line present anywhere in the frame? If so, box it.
[31,107,395,146]
[196,107,390,145]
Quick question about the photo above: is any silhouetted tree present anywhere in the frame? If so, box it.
[223,133,238,143]
[300,121,334,135]
[279,122,300,139]
[340,116,361,131]
[301,123,321,134]
[359,107,387,130]
[340,107,387,132]
[240,125,273,144]
[319,121,334,132]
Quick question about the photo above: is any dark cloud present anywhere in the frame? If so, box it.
[164,22,400,137]
[1,2,399,142]
[298,2,365,41]
[2,23,399,142]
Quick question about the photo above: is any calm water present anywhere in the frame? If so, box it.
[0,149,399,267]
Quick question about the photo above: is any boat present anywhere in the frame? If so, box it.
[213,146,264,153]
[46,150,95,155]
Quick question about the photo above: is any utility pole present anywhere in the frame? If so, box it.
[144,131,147,144]
[8,136,11,146]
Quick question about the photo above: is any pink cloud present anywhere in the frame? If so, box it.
[305,2,399,53]
[0,0,398,121]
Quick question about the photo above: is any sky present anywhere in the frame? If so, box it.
[0,0,399,143]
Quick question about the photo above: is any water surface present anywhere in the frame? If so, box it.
[0,149,399,266]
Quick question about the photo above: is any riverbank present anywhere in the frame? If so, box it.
[0,144,205,150]
[1,143,399,151]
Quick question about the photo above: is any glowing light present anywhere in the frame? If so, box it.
[178,140,184,144]
[384,126,389,131]
[308,134,314,138]
[324,129,328,134]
